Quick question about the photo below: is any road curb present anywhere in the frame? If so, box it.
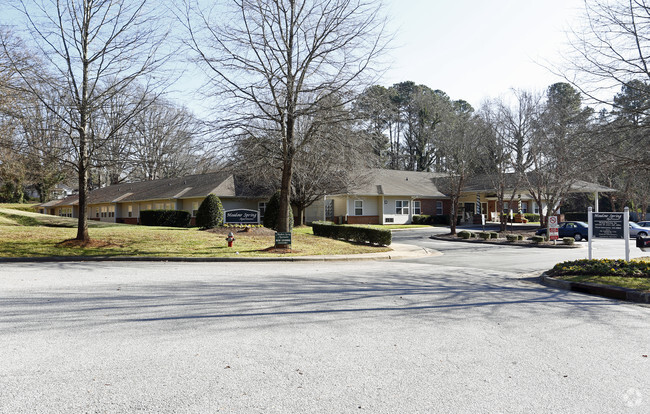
[539,273,650,304]
[429,235,583,248]
[0,244,440,263]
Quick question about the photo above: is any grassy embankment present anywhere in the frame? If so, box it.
[0,205,391,258]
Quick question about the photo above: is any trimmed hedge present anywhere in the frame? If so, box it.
[458,230,471,239]
[412,214,451,225]
[506,234,518,242]
[562,237,574,245]
[549,259,650,278]
[311,222,391,246]
[524,213,540,222]
[531,235,545,243]
[478,232,490,240]
[140,210,191,227]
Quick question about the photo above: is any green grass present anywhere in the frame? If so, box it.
[551,257,650,292]
[0,203,39,212]
[556,275,650,292]
[0,208,390,258]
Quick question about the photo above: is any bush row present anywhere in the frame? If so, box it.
[564,212,588,222]
[524,213,540,222]
[549,259,650,278]
[311,222,392,246]
[412,215,451,225]
[140,210,191,227]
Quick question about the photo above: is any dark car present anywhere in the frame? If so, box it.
[535,221,589,241]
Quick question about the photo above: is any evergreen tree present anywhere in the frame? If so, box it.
[263,191,293,231]
[196,194,224,229]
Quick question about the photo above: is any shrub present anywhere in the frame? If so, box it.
[196,194,224,229]
[470,232,477,238]
[263,191,294,231]
[524,213,540,222]
[549,259,650,278]
[478,232,490,240]
[431,215,451,225]
[311,221,391,246]
[517,234,524,241]
[564,212,588,222]
[532,235,545,243]
[562,237,574,245]
[412,215,431,225]
[506,234,518,242]
[140,210,191,227]
[458,230,471,239]
[489,232,499,239]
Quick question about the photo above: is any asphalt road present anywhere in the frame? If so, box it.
[1,230,649,413]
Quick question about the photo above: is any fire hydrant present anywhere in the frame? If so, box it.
[226,232,235,247]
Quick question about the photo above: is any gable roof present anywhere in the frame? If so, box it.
[38,172,272,208]
[341,169,447,198]
[463,173,617,194]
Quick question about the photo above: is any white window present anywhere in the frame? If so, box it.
[436,201,443,215]
[165,203,173,210]
[154,203,163,210]
[521,202,528,213]
[354,200,363,215]
[258,202,266,218]
[192,202,199,217]
[101,206,107,218]
[108,206,115,218]
[503,202,509,213]
[413,201,421,215]
[533,202,540,214]
[96,208,99,218]
[127,205,133,218]
[396,200,409,215]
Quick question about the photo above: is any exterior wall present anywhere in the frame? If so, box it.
[416,198,450,216]
[347,215,380,225]
[331,196,348,217]
[304,198,326,223]
[382,196,414,225]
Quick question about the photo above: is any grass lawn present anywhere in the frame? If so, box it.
[556,275,650,291]
[0,206,390,258]
[552,257,650,292]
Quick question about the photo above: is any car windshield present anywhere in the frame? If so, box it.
[630,222,641,228]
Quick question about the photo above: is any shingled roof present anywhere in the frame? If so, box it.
[39,172,271,208]
[463,173,617,194]
[341,169,447,197]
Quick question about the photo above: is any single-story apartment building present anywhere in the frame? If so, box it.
[38,172,271,226]
[38,169,615,226]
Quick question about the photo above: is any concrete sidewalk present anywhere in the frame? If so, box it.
[0,242,439,263]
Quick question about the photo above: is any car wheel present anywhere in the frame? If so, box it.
[574,233,582,242]
[640,232,648,237]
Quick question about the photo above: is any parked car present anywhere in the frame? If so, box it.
[535,221,589,241]
[629,222,650,238]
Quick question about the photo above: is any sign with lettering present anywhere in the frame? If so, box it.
[275,232,292,245]
[224,209,259,224]
[549,216,559,241]
[592,212,624,238]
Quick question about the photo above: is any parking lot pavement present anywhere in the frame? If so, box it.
[1,260,649,413]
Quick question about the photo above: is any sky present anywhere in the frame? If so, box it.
[380,0,586,108]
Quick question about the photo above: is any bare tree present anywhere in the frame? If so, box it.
[184,0,388,238]
[436,102,481,235]
[4,0,169,241]
[564,0,650,168]
[524,83,594,227]
[477,90,541,230]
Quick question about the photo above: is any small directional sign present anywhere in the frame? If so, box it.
[275,232,292,245]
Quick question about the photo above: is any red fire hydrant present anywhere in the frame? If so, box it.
[226,232,235,247]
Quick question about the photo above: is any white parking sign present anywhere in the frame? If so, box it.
[549,216,559,240]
